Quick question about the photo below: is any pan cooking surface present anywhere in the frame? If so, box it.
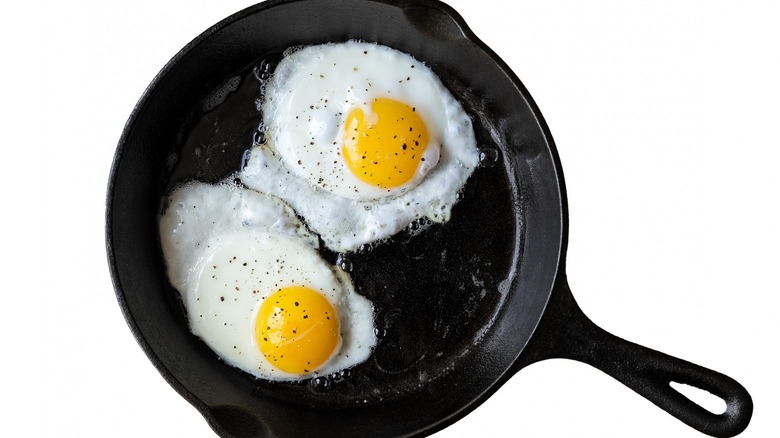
[159,52,519,407]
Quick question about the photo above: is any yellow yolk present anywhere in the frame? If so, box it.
[255,286,340,374]
[342,98,429,188]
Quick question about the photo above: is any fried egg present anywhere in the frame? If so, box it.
[159,181,376,380]
[242,41,478,253]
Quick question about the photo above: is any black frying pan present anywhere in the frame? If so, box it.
[106,0,753,436]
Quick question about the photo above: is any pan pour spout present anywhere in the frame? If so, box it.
[515,277,753,438]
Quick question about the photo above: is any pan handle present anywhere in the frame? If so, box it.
[515,277,753,438]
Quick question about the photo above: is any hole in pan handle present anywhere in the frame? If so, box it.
[515,277,753,438]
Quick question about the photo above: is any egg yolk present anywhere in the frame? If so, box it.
[255,286,340,374]
[342,98,429,189]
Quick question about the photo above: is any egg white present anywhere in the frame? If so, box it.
[242,41,479,253]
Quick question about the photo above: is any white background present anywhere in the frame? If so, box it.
[9,0,777,436]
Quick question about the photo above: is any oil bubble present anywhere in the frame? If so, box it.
[478,146,499,168]
[254,56,280,82]
[308,376,331,392]
[355,243,373,255]
[331,368,352,383]
[253,130,266,145]
[336,254,353,272]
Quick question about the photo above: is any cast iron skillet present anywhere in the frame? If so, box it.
[106,0,753,436]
